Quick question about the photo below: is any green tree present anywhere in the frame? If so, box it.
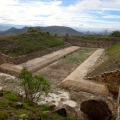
[18,67,50,102]
[110,30,120,37]
[27,27,37,32]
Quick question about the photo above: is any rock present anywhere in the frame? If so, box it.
[19,114,28,118]
[80,99,112,120]
[16,102,23,108]
[0,88,3,97]
[30,117,41,120]
[49,104,56,111]
[77,111,93,120]
[54,104,77,118]
[54,107,67,117]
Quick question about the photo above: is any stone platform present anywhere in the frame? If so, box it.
[0,46,80,76]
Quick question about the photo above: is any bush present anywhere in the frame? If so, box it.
[110,30,120,37]
[18,67,50,102]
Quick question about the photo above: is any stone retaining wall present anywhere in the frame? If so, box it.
[0,43,71,65]
[87,69,120,93]
[64,38,118,48]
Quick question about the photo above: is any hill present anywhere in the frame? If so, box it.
[0,29,65,57]
[40,26,83,35]
[0,27,28,36]
[87,42,120,76]
[0,26,83,36]
[0,25,11,31]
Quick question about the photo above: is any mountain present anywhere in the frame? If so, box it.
[0,25,11,31]
[0,26,83,36]
[40,26,83,35]
[0,27,29,36]
[0,24,25,31]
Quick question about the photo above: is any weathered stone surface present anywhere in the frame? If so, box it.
[16,102,23,108]
[55,107,67,117]
[80,99,112,120]
[87,69,120,93]
[49,104,56,111]
[0,43,71,65]
[0,87,3,97]
[54,104,77,118]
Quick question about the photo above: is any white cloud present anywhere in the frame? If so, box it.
[67,0,102,12]
[0,0,120,30]
[103,15,120,19]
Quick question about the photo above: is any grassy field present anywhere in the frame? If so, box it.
[87,42,120,76]
[62,47,96,64]
[0,31,65,57]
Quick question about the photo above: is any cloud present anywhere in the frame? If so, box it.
[0,0,120,30]
[103,15,120,19]
[67,0,102,12]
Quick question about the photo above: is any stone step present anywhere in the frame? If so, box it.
[59,80,110,95]
[0,63,22,76]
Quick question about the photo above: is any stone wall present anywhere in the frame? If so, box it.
[86,69,120,93]
[0,53,13,65]
[64,38,118,48]
[0,43,71,65]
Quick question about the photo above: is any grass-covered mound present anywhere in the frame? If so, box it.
[0,30,65,57]
[87,42,120,76]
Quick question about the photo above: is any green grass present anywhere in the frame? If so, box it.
[0,31,65,57]
[107,42,120,58]
[0,91,77,120]
[4,91,18,101]
[62,47,96,64]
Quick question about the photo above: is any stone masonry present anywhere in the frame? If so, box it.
[87,69,120,93]
[0,43,71,65]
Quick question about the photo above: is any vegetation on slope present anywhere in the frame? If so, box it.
[0,29,65,57]
[0,91,76,120]
[68,35,120,42]
[110,30,120,37]
[87,42,120,76]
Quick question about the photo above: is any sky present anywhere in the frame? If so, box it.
[0,0,120,32]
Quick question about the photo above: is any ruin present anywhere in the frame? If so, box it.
[0,39,120,119]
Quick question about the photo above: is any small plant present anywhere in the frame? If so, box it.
[18,67,50,102]
[4,92,18,102]
[41,104,50,111]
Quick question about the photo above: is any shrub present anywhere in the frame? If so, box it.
[110,30,120,37]
[18,67,50,102]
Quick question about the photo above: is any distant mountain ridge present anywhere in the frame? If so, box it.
[0,26,83,36]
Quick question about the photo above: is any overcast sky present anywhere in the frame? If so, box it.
[0,0,120,31]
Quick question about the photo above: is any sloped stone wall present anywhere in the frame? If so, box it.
[64,38,118,48]
[87,69,120,93]
[0,43,71,65]
[0,53,14,65]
